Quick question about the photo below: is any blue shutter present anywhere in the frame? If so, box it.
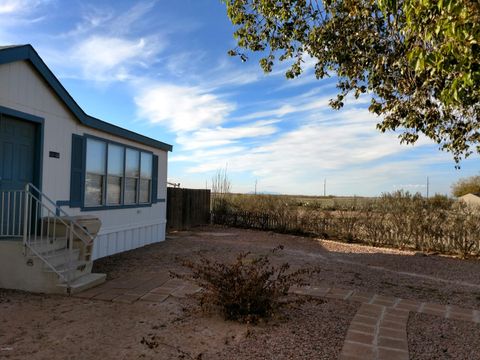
[151,155,158,203]
[70,134,85,207]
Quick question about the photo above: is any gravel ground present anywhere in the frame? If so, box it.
[211,298,358,360]
[2,226,479,359]
[0,286,355,359]
[0,289,252,360]
[95,226,480,308]
[407,312,480,359]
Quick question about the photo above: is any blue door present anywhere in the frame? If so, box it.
[0,115,37,236]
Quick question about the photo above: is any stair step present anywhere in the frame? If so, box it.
[28,237,68,253]
[42,248,80,267]
[43,260,89,274]
[57,273,106,294]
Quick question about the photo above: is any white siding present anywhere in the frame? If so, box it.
[0,60,169,258]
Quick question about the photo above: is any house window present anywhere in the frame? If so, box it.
[107,144,124,205]
[83,137,154,208]
[85,139,106,206]
[125,148,140,204]
[140,152,152,203]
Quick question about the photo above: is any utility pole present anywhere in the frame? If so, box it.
[426,176,429,198]
[255,179,258,195]
[324,178,327,197]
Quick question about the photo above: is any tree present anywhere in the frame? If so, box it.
[223,0,480,162]
[451,175,480,197]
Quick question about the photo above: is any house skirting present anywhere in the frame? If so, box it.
[91,220,166,260]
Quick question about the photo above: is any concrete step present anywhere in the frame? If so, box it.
[57,273,106,294]
[28,236,68,253]
[41,248,80,267]
[43,259,89,275]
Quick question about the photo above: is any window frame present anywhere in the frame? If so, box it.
[106,142,125,206]
[139,152,153,204]
[81,134,155,211]
[84,138,107,207]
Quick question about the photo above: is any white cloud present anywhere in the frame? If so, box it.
[234,90,359,122]
[135,84,236,131]
[171,146,246,163]
[107,1,158,35]
[69,36,162,82]
[176,120,279,150]
[177,105,439,195]
[0,0,48,14]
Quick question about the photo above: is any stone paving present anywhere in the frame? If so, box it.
[289,284,480,360]
[73,273,201,304]
[75,276,480,360]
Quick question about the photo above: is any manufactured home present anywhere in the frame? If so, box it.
[0,45,172,293]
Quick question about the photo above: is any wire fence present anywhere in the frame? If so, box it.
[211,208,480,258]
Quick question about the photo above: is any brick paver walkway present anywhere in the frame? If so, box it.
[75,276,479,360]
[290,284,480,360]
[74,273,201,304]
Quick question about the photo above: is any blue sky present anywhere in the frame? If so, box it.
[1,0,478,196]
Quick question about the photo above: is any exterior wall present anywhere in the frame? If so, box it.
[0,240,60,293]
[0,60,168,259]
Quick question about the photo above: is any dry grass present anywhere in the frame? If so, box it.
[212,191,480,257]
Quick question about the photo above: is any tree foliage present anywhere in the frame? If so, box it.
[451,175,480,197]
[223,0,480,162]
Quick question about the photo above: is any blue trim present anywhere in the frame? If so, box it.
[0,45,172,152]
[80,134,155,211]
[0,105,44,192]
[151,155,158,203]
[85,134,154,155]
[70,134,85,207]
[80,203,153,212]
[157,198,166,203]
[55,200,70,216]
[0,105,44,124]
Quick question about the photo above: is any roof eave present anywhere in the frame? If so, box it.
[0,44,172,152]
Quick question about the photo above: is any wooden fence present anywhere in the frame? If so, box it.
[167,188,211,230]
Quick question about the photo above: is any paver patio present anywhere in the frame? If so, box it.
[73,273,201,304]
[74,271,480,360]
[289,284,480,360]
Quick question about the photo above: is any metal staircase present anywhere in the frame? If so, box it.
[0,183,104,293]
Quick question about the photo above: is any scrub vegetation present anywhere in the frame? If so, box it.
[451,175,480,197]
[173,246,319,323]
[212,190,480,258]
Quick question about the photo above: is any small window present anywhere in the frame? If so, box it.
[125,149,139,204]
[85,139,106,206]
[139,152,152,203]
[107,144,124,205]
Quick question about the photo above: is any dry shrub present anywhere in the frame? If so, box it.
[212,191,480,257]
[173,246,319,323]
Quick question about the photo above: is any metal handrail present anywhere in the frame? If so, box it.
[24,243,69,283]
[25,183,94,245]
[0,185,96,288]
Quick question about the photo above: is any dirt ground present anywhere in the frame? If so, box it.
[1,225,479,359]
